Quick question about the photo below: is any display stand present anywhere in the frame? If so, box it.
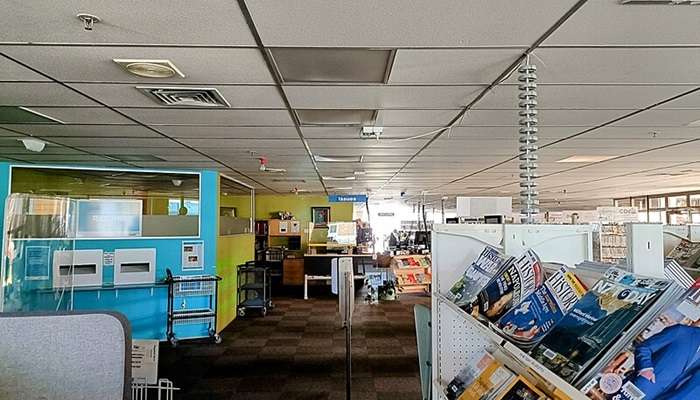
[431,224,595,400]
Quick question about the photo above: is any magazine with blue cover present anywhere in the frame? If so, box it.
[581,277,700,400]
[531,269,671,384]
[495,265,587,350]
[447,245,510,307]
[472,249,545,322]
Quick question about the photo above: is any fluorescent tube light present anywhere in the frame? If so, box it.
[314,155,364,163]
[556,155,617,163]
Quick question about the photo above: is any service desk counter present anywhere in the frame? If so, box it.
[301,253,376,299]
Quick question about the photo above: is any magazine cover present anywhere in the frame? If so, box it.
[496,266,587,349]
[445,350,496,400]
[531,270,671,384]
[582,278,700,400]
[472,249,545,322]
[494,376,546,400]
[456,358,515,400]
[447,245,510,307]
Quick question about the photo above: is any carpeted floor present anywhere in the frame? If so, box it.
[159,292,430,400]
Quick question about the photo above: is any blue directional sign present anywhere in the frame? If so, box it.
[328,194,368,203]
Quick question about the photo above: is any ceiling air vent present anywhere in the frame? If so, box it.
[137,87,230,107]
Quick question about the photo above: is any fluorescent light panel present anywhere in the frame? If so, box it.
[322,176,356,181]
[557,155,617,163]
[314,155,364,163]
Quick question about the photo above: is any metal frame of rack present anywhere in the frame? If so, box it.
[237,263,273,317]
[165,269,222,347]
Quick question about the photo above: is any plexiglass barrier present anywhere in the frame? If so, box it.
[1,194,77,312]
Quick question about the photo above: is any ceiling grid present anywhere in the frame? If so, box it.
[0,1,698,205]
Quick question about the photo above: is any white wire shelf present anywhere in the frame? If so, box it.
[434,293,588,400]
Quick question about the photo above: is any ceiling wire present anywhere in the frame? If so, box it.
[375,0,590,194]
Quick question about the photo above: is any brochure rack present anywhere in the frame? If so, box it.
[431,224,595,400]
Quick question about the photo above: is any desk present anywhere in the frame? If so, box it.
[302,254,375,299]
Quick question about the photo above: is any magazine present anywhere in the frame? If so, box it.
[531,269,671,384]
[581,278,700,400]
[455,357,515,400]
[447,245,510,307]
[472,249,545,322]
[496,265,587,349]
[445,350,497,400]
[494,376,546,400]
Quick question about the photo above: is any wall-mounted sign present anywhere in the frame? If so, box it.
[328,194,368,203]
[77,199,142,238]
[378,212,395,217]
[182,240,204,271]
[25,246,50,280]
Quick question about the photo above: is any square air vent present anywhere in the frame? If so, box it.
[136,87,230,107]
[270,48,393,83]
[297,109,376,126]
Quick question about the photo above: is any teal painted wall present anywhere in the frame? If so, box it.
[0,166,219,340]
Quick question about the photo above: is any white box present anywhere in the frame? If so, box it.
[114,248,156,285]
[456,197,512,218]
[52,249,103,288]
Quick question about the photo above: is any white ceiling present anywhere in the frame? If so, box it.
[1,0,700,207]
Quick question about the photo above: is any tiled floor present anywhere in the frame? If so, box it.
[159,292,430,400]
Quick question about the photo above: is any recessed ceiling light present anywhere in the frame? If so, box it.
[353,170,367,176]
[314,155,364,163]
[322,176,356,181]
[114,59,185,78]
[556,155,617,163]
[19,138,46,153]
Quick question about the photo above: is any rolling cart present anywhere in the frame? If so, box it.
[237,262,272,317]
[165,269,222,347]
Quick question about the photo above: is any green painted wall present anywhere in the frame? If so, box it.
[216,192,254,332]
[255,194,354,251]
[216,233,254,332]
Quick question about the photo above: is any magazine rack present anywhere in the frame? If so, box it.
[430,224,596,400]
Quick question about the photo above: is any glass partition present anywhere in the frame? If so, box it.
[219,176,253,235]
[10,166,200,238]
[2,194,76,312]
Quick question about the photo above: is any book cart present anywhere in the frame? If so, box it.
[430,224,595,400]
[165,269,222,347]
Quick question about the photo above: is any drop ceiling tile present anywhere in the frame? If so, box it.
[1,124,160,138]
[297,109,375,126]
[0,46,274,84]
[0,57,50,81]
[658,90,700,109]
[285,85,485,109]
[271,48,392,83]
[389,49,522,84]
[117,108,294,126]
[179,138,304,149]
[0,82,98,107]
[158,126,300,139]
[0,1,255,45]
[247,0,577,47]
[380,109,458,126]
[4,107,132,124]
[475,85,698,110]
[531,48,700,84]
[87,147,196,156]
[51,137,182,148]
[544,0,700,46]
[461,109,627,127]
[612,109,700,127]
[71,84,285,108]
